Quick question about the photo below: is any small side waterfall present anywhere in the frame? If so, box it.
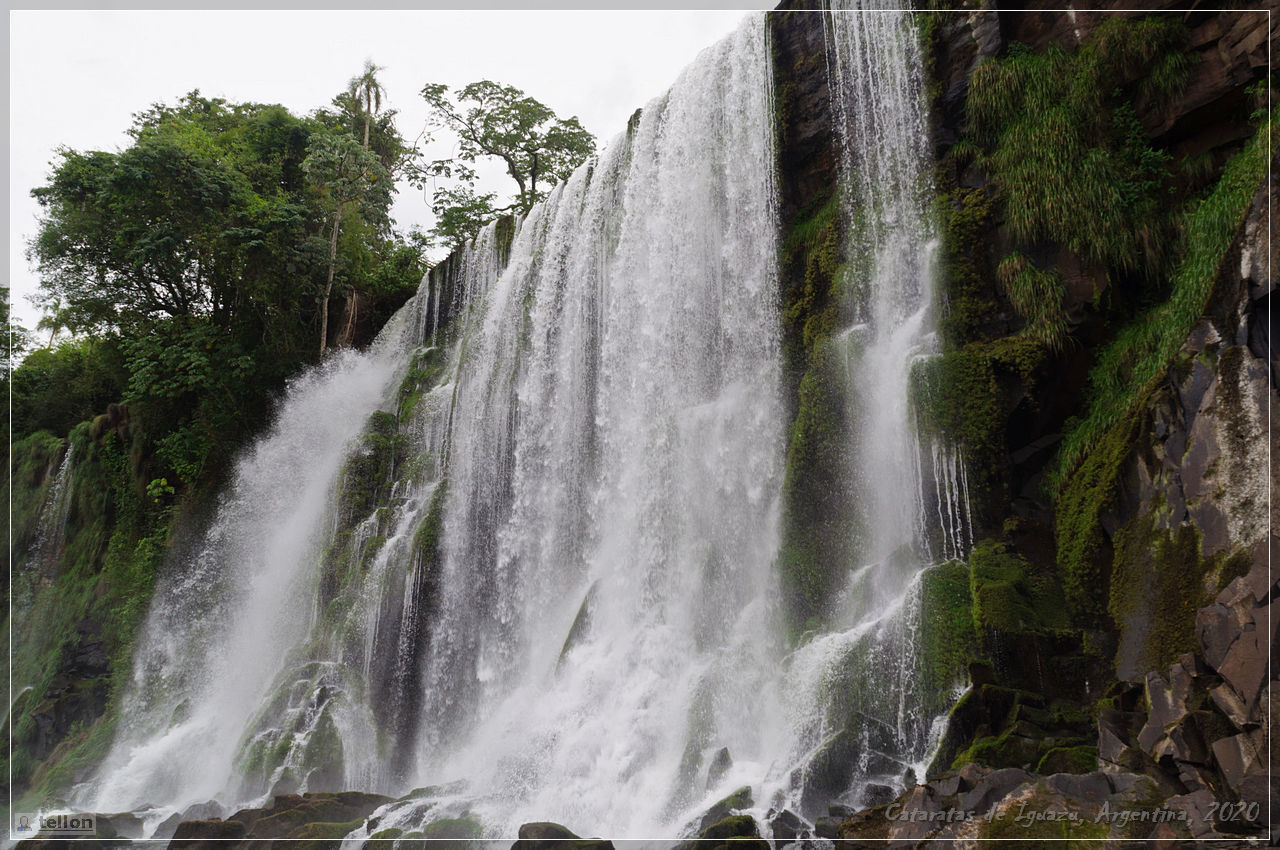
[31,443,78,577]
[776,0,967,815]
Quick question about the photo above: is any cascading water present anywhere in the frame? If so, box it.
[83,295,432,814]
[772,0,968,816]
[30,443,78,578]
[80,4,966,839]
[84,14,784,837]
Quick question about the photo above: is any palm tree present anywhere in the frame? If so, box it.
[348,60,386,151]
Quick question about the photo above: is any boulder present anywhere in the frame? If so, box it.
[858,783,896,809]
[694,786,752,834]
[766,808,806,842]
[169,818,247,849]
[512,821,614,850]
[956,767,1033,817]
[812,815,843,840]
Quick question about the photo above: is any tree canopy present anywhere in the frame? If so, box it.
[19,82,425,489]
[419,80,596,246]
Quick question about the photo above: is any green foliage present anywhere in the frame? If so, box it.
[416,79,595,249]
[303,131,392,224]
[430,184,498,249]
[11,84,427,803]
[967,17,1188,278]
[420,80,595,216]
[1051,120,1274,489]
[5,429,170,798]
[996,252,1070,352]
[10,338,126,438]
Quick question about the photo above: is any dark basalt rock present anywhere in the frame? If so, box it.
[704,746,733,790]
[858,782,896,809]
[512,821,614,850]
[766,808,806,842]
[168,791,390,848]
[168,818,247,848]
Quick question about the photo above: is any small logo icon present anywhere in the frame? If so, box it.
[13,812,97,837]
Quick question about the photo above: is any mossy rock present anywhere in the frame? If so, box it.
[970,541,1071,637]
[693,786,753,835]
[1108,511,1251,678]
[677,814,767,850]
[1036,745,1099,775]
[370,827,403,839]
[292,817,364,849]
[417,815,483,850]
[917,561,978,701]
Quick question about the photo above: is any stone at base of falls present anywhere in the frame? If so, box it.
[693,785,753,834]
[511,822,614,850]
[766,808,807,842]
[168,791,390,848]
[675,814,768,850]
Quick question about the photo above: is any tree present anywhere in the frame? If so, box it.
[302,132,391,357]
[348,60,387,151]
[420,80,595,215]
[24,91,422,485]
[429,185,497,250]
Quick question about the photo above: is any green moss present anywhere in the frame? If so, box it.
[917,561,978,696]
[418,815,483,850]
[933,182,998,349]
[1035,745,1099,775]
[952,724,1090,773]
[1054,408,1141,623]
[969,540,1071,641]
[1109,512,1252,674]
[775,182,858,634]
[413,480,448,568]
[396,346,447,421]
[335,410,400,528]
[700,814,759,840]
[370,827,403,839]
[911,336,1047,516]
[294,818,365,840]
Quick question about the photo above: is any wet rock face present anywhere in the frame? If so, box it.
[30,618,110,762]
[770,2,839,227]
[1111,169,1276,683]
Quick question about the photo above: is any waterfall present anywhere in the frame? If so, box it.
[31,443,78,578]
[83,14,784,836]
[774,0,964,815]
[83,295,432,813]
[79,4,963,838]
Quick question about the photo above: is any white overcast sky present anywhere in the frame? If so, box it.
[7,5,774,331]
